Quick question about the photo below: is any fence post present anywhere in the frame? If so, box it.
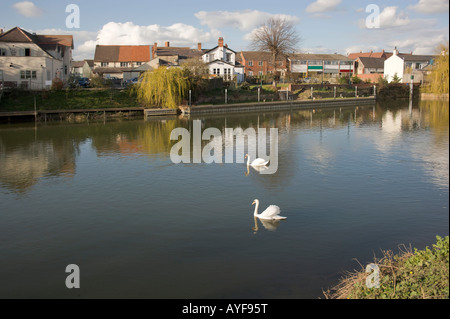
[311,87,313,100]
[225,89,228,104]
[258,87,261,103]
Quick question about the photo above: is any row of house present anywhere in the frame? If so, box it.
[350,49,436,84]
[0,26,438,90]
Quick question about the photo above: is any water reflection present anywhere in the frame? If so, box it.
[0,101,448,194]
[252,217,283,233]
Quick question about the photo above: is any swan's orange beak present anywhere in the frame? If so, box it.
[252,201,256,206]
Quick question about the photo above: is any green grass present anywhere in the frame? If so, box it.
[0,89,140,112]
[325,236,449,299]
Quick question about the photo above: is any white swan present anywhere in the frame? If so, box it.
[252,199,287,220]
[245,154,269,167]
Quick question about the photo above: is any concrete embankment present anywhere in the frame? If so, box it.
[180,97,376,115]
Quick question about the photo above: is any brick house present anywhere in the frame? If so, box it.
[237,51,288,78]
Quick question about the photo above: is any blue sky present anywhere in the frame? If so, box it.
[1,0,448,60]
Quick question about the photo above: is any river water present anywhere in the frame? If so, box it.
[0,99,448,298]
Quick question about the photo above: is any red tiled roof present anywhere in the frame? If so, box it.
[348,51,386,60]
[119,45,151,62]
[0,27,74,50]
[94,45,150,62]
[37,35,74,49]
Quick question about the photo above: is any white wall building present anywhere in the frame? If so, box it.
[384,48,435,83]
[202,38,244,83]
[0,27,73,90]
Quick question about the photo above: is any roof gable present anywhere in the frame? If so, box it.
[357,57,385,69]
[203,46,237,54]
[0,27,36,43]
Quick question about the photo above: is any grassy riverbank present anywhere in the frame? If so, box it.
[324,236,449,299]
[0,89,140,112]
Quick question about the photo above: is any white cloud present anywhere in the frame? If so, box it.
[12,1,42,17]
[379,6,410,28]
[409,0,449,14]
[96,22,219,47]
[195,10,300,31]
[387,33,448,55]
[306,0,341,13]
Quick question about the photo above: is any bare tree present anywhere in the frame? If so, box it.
[250,16,301,85]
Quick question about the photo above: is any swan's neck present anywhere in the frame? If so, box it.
[254,202,259,217]
[247,155,251,166]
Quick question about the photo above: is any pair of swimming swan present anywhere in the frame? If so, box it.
[245,154,286,221]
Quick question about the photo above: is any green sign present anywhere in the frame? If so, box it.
[308,66,323,70]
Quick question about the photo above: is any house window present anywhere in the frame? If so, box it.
[25,48,31,56]
[416,63,421,69]
[101,62,109,67]
[248,61,253,67]
[20,70,37,79]
[248,71,253,76]
[226,53,232,62]
[258,61,263,66]
[259,71,263,76]
[0,48,7,56]
[120,62,129,67]
[136,62,142,66]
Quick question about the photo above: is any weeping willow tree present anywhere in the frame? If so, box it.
[427,43,449,94]
[133,67,194,109]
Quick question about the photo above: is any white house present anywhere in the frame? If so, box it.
[201,37,244,83]
[384,48,435,83]
[0,27,73,90]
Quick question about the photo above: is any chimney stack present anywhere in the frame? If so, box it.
[165,41,170,47]
[0,29,3,35]
[218,37,224,48]
[393,47,399,56]
[152,42,158,59]
[198,43,202,51]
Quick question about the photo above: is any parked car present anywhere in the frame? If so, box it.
[78,77,90,88]
[126,77,139,86]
